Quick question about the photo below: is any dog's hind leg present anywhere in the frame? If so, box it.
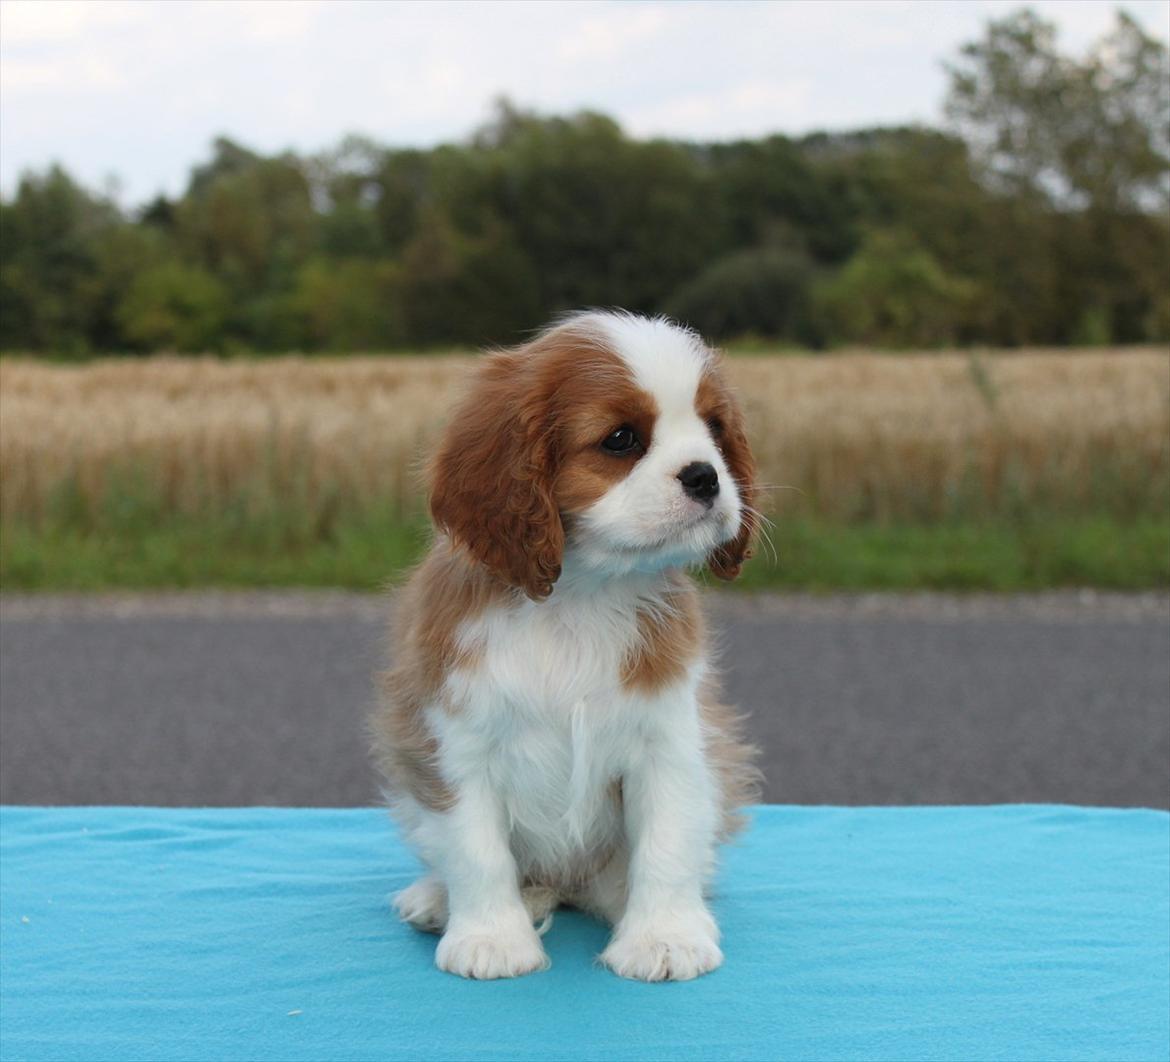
[572,848,629,926]
[521,884,560,935]
[393,875,449,933]
[395,876,559,935]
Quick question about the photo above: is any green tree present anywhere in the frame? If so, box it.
[4,18,1169,358]
[309,135,387,260]
[664,246,818,343]
[706,135,856,264]
[174,138,317,347]
[945,9,1170,342]
[475,103,718,316]
[0,167,124,354]
[816,230,979,348]
[398,207,540,346]
[946,9,1169,212]
[291,257,405,350]
[116,261,229,352]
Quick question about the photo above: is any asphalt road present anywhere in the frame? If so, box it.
[2,592,1167,809]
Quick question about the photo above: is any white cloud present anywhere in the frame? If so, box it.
[1,0,1166,204]
[558,6,671,61]
[0,54,125,93]
[0,0,144,44]
[231,0,330,42]
[628,79,814,140]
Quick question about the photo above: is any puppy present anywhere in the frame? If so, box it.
[371,311,760,981]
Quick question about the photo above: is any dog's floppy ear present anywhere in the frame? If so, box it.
[705,366,757,581]
[429,349,563,600]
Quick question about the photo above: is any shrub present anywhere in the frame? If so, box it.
[663,247,817,343]
[116,262,229,353]
[815,230,979,348]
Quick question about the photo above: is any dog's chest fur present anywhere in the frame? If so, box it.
[432,579,702,879]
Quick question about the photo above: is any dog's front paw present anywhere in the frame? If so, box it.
[436,918,549,979]
[601,911,723,982]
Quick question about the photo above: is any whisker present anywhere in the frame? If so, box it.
[753,483,807,498]
[742,504,779,564]
[743,503,777,528]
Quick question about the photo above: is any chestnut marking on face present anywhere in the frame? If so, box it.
[552,346,659,517]
[695,361,758,580]
[564,313,752,577]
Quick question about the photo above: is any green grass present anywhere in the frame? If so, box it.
[3,514,1166,592]
[727,517,1170,592]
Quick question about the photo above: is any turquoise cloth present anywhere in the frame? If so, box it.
[1,805,1167,1062]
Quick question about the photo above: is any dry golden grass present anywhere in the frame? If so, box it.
[2,349,1167,530]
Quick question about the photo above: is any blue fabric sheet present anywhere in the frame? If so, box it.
[1,805,1167,1062]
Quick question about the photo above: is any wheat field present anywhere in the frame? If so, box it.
[1,349,1167,534]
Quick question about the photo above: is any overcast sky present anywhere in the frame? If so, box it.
[2,0,1167,206]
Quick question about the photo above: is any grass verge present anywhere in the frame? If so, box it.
[3,516,1166,592]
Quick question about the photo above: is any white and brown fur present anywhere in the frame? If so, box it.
[371,311,760,981]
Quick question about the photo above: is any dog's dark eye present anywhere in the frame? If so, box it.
[601,425,641,455]
[706,416,725,439]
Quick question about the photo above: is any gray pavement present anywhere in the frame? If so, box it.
[1,591,1167,808]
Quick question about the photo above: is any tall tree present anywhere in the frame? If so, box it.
[0,167,123,354]
[945,9,1170,212]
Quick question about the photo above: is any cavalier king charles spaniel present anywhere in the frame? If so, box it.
[371,311,760,981]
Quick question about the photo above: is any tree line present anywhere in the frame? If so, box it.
[1,9,1166,356]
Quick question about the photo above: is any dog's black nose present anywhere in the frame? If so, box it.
[677,461,719,504]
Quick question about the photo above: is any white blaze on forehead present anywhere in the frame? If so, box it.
[582,312,710,415]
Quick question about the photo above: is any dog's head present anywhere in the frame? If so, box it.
[430,311,757,599]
